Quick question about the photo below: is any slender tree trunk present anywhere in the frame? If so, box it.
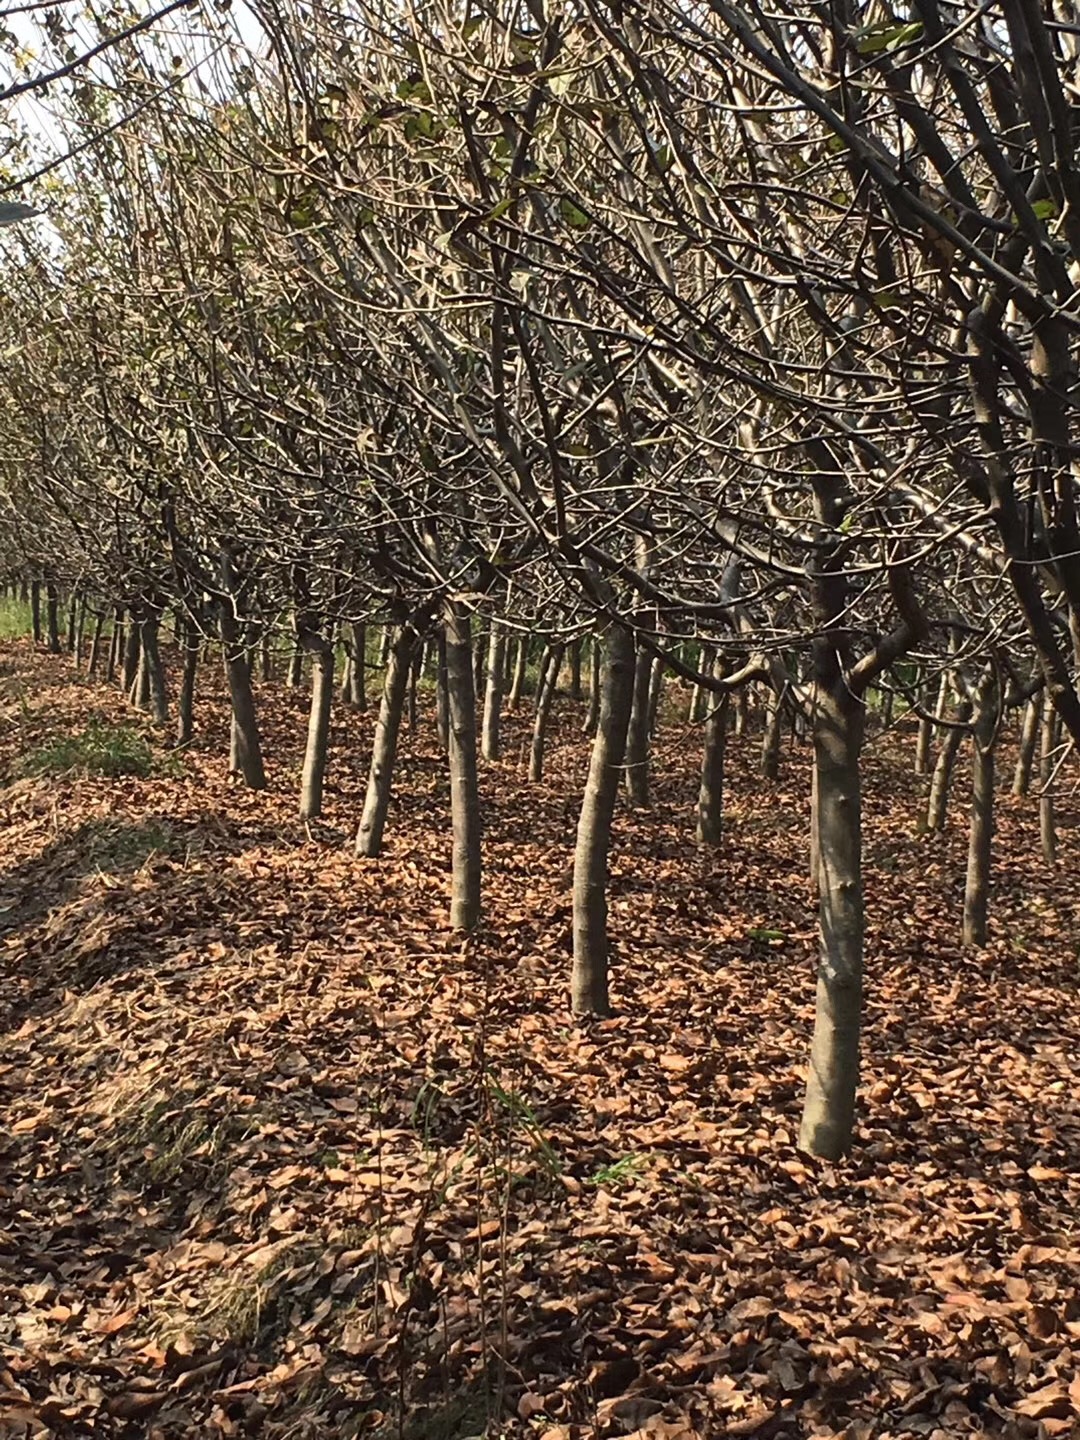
[140,614,169,724]
[73,595,86,664]
[761,683,785,779]
[105,608,122,684]
[65,591,77,653]
[508,634,529,710]
[299,632,334,819]
[176,615,199,747]
[568,639,583,701]
[30,580,42,644]
[122,616,141,696]
[1013,693,1043,797]
[572,623,636,1016]
[45,583,61,654]
[696,691,729,847]
[647,655,665,736]
[734,686,749,737]
[444,603,481,930]
[408,643,421,734]
[689,648,708,723]
[347,622,366,709]
[287,645,304,689]
[86,612,104,678]
[260,631,273,682]
[529,642,564,782]
[435,630,450,755]
[1040,705,1059,866]
[926,695,972,833]
[379,625,392,666]
[624,641,652,806]
[472,621,486,700]
[582,638,601,736]
[356,625,415,857]
[220,570,267,789]
[917,669,951,775]
[962,671,997,946]
[799,684,865,1160]
[481,622,506,762]
[809,755,820,897]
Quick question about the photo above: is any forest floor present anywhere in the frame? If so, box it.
[1,639,1079,1440]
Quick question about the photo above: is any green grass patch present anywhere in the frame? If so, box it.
[0,596,32,639]
[18,719,179,779]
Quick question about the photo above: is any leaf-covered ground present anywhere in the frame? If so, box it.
[1,640,1078,1440]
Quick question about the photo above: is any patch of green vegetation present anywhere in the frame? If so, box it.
[18,719,180,779]
[0,595,32,639]
[589,1153,649,1188]
[746,926,786,943]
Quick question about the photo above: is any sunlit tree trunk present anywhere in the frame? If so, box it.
[435,631,450,755]
[176,613,199,748]
[140,612,169,725]
[86,611,105,678]
[1040,705,1059,866]
[287,644,304,689]
[761,683,784,779]
[1013,692,1043,797]
[582,638,601,736]
[624,640,652,805]
[45,582,61,654]
[481,621,506,762]
[647,655,665,736]
[697,690,729,847]
[572,622,635,1016]
[356,624,415,857]
[926,694,972,833]
[508,634,530,710]
[444,601,481,930]
[568,639,583,700]
[299,624,335,819]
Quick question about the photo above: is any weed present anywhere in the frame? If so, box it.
[589,1153,649,1188]
[18,719,179,779]
[0,596,32,640]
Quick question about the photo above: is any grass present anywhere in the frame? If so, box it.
[0,595,32,640]
[18,718,178,779]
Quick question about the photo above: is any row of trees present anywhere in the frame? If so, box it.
[2,0,1077,1159]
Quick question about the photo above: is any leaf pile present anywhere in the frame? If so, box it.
[1,641,1078,1439]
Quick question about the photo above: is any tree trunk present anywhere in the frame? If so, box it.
[624,641,652,806]
[287,645,304,689]
[508,635,530,710]
[582,638,601,736]
[647,654,665,736]
[734,686,749,737]
[73,595,86,664]
[799,684,865,1161]
[45,583,61,654]
[696,691,729,847]
[472,621,486,699]
[220,571,267,790]
[529,641,564,782]
[408,642,421,734]
[356,625,415,857]
[65,591,77,653]
[104,608,122,684]
[481,622,506,762]
[1013,692,1043,797]
[121,617,141,696]
[30,580,42,644]
[299,633,334,819]
[444,603,481,931]
[435,630,450,755]
[761,683,784,779]
[572,623,636,1016]
[176,615,199,747]
[917,669,950,775]
[1040,705,1059,866]
[926,695,972,833]
[568,639,583,700]
[140,614,169,724]
[688,648,708,723]
[962,672,997,947]
[347,622,367,709]
[260,631,273,682]
[86,612,105,678]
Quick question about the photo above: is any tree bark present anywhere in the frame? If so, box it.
[761,683,784,779]
[299,634,334,819]
[1040,705,1059,866]
[121,616,141,696]
[219,561,267,789]
[444,602,482,930]
[647,654,665,736]
[481,621,506,762]
[508,634,530,710]
[356,624,415,857]
[696,691,729,847]
[86,611,104,678]
[1013,693,1043,797]
[572,623,636,1016]
[624,640,653,806]
[962,671,997,947]
[176,614,199,747]
[30,580,42,644]
[582,638,601,735]
[434,632,450,754]
[287,645,304,689]
[799,683,865,1161]
[529,641,564,782]
[140,613,169,725]
[926,694,972,833]
[568,639,583,700]
[734,686,749,737]
[45,583,61,654]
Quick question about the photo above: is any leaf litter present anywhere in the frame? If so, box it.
[0,640,1078,1438]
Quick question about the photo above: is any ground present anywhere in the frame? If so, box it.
[1,639,1078,1440]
